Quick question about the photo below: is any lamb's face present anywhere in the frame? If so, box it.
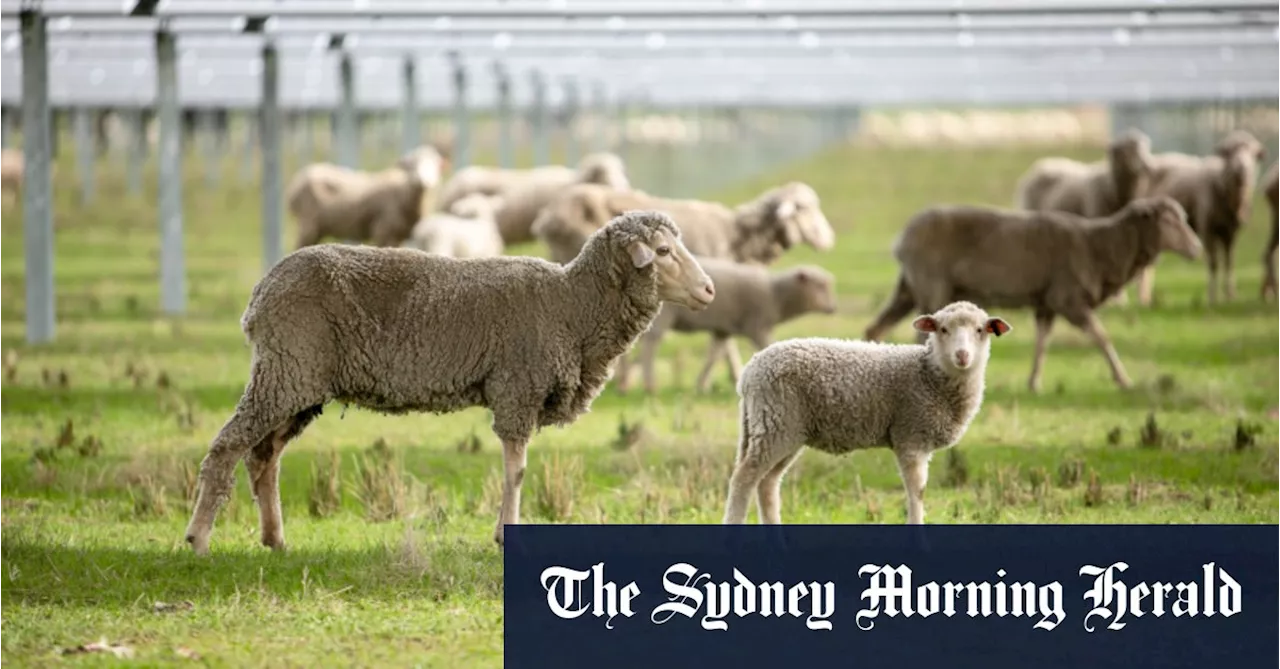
[1148,198,1203,260]
[914,302,1011,374]
[772,183,836,252]
[789,266,838,315]
[1109,131,1152,177]
[578,153,631,190]
[627,225,715,311]
[449,193,499,220]
[400,147,444,189]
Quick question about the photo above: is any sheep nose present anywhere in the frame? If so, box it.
[955,351,971,367]
[701,281,715,301]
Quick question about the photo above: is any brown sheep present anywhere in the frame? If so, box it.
[533,181,836,266]
[436,152,630,245]
[1262,161,1279,302]
[864,197,1202,391]
[286,146,444,249]
[1142,130,1267,304]
[1014,129,1154,305]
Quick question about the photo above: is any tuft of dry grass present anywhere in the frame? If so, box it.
[308,450,343,519]
[351,439,410,522]
[940,447,970,488]
[1083,469,1104,507]
[532,451,582,522]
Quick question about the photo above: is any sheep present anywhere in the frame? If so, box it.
[1014,129,1153,305]
[533,180,836,388]
[614,257,838,395]
[1141,130,1267,304]
[401,192,505,259]
[534,181,836,266]
[1,149,23,201]
[286,145,445,249]
[182,210,716,555]
[863,197,1202,391]
[723,301,1012,526]
[436,152,630,245]
[1262,161,1279,302]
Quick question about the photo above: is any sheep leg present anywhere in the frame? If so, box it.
[493,436,530,548]
[696,337,730,394]
[1079,311,1132,390]
[723,338,747,386]
[723,424,800,525]
[1222,235,1237,302]
[613,350,635,395]
[186,402,297,555]
[1027,310,1056,393]
[1204,236,1222,305]
[242,407,319,551]
[756,449,803,525]
[1136,265,1156,307]
[894,450,932,525]
[865,273,916,341]
[637,334,663,395]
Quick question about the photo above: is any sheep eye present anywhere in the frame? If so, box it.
[976,327,983,334]
[656,246,671,256]
[940,327,949,335]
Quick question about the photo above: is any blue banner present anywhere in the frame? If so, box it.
[504,525,1277,669]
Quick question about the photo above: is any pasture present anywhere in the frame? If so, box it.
[2,141,1277,666]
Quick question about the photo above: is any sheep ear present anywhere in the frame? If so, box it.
[912,315,939,333]
[794,268,810,283]
[627,241,656,268]
[775,199,797,220]
[985,318,1012,337]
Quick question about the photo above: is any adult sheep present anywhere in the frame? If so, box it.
[1142,130,1267,304]
[286,145,445,249]
[532,181,837,266]
[1014,129,1154,304]
[1261,161,1279,302]
[437,152,630,245]
[863,196,1202,391]
[183,210,715,555]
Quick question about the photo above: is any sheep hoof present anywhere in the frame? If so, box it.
[493,528,505,549]
[185,534,210,556]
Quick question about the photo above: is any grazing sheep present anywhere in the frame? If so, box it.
[401,192,505,259]
[1,149,23,199]
[1014,129,1154,305]
[437,152,630,245]
[286,145,445,249]
[1142,130,1267,304]
[183,210,716,555]
[534,181,837,266]
[1262,161,1279,302]
[863,197,1202,391]
[723,301,1011,526]
[615,258,837,395]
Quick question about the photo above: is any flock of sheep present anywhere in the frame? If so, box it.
[0,106,1268,548]
[179,126,1276,554]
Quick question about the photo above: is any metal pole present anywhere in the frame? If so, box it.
[562,78,579,165]
[156,27,186,315]
[1,106,12,148]
[451,57,470,170]
[261,41,283,272]
[21,9,54,344]
[530,69,548,166]
[401,55,420,152]
[241,111,256,184]
[336,51,358,168]
[300,109,314,164]
[74,107,95,204]
[127,108,145,196]
[495,62,513,168]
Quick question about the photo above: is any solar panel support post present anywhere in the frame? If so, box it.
[495,62,513,169]
[562,78,578,166]
[155,26,187,316]
[530,69,548,166]
[260,40,283,273]
[21,9,55,344]
[126,108,145,196]
[401,55,420,153]
[451,56,470,169]
[335,49,358,168]
[591,81,608,153]
[74,106,96,204]
[200,109,221,187]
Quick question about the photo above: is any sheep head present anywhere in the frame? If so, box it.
[913,301,1011,375]
[1130,196,1202,261]
[766,182,837,253]
[1108,128,1153,199]
[592,210,715,312]
[575,152,631,190]
[397,146,445,189]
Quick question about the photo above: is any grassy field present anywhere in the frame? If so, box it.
[2,140,1277,666]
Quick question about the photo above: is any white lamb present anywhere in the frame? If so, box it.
[402,193,505,259]
[723,300,1011,526]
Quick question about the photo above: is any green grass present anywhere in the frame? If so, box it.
[2,139,1277,666]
